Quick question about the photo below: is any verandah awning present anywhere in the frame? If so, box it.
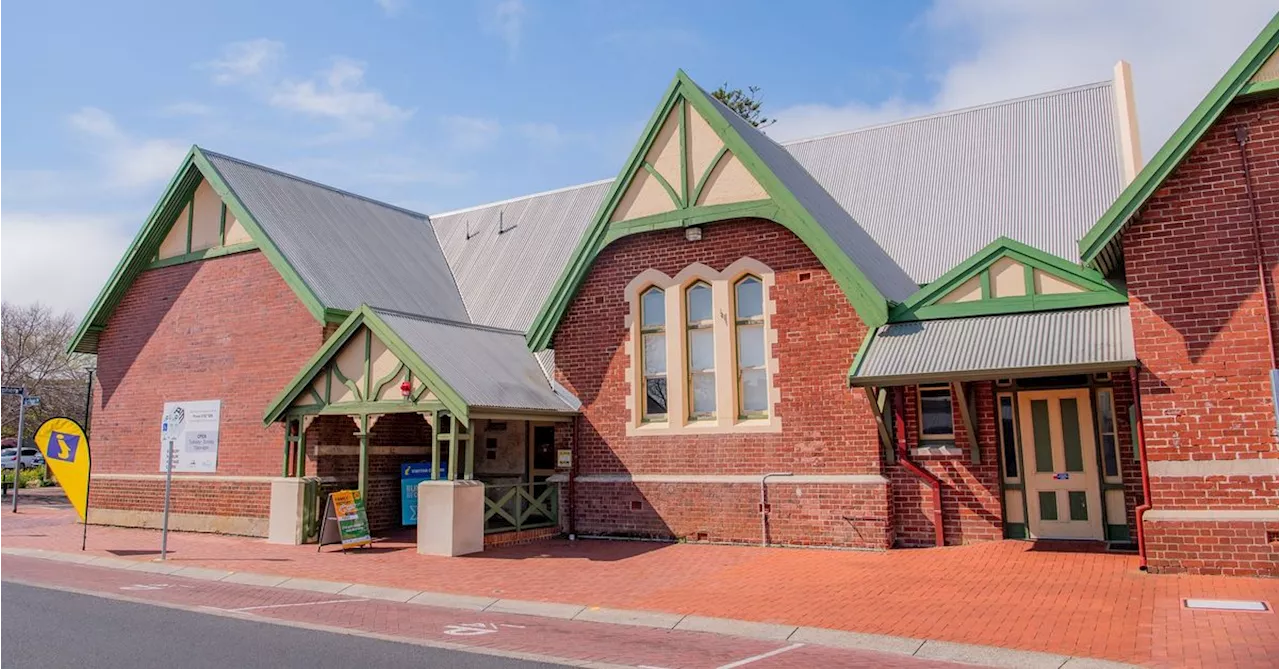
[849,305,1136,387]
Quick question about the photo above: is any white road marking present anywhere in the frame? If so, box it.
[715,643,805,669]
[229,598,368,612]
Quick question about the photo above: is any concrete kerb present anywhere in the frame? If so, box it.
[0,547,1141,668]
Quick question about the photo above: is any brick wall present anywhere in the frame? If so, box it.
[89,250,323,532]
[1124,96,1279,575]
[553,219,891,548]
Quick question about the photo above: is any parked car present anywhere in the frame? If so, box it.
[0,447,43,469]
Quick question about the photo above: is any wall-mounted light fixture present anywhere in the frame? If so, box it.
[685,226,703,242]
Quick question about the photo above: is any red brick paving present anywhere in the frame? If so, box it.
[3,506,1277,667]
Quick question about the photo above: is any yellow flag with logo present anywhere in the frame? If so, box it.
[33,418,91,522]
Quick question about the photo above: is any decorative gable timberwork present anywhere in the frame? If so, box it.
[154,177,256,265]
[891,237,1125,322]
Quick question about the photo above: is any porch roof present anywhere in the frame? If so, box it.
[848,305,1135,387]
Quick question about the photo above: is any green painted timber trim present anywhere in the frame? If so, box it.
[677,98,689,206]
[363,326,373,400]
[1079,14,1279,270]
[1023,264,1035,297]
[372,362,408,401]
[1061,397,1084,471]
[1238,78,1279,97]
[146,241,259,270]
[330,357,362,402]
[524,69,893,351]
[641,162,683,210]
[261,305,470,425]
[846,327,878,381]
[889,235,1126,322]
[1038,491,1058,521]
[690,145,729,207]
[1003,523,1028,539]
[323,308,352,324]
[219,202,227,244]
[68,145,332,355]
[317,400,444,416]
[1030,399,1053,473]
[185,194,194,254]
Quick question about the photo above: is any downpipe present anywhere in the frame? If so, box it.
[1233,124,1277,370]
[760,472,793,546]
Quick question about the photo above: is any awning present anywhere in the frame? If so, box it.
[849,305,1136,387]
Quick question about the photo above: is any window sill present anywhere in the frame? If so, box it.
[911,445,963,457]
[626,415,782,436]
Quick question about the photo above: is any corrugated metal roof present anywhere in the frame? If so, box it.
[429,181,610,331]
[203,150,470,322]
[429,81,1123,326]
[851,305,1135,385]
[788,82,1124,284]
[374,308,572,412]
[696,84,920,302]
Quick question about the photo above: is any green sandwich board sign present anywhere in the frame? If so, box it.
[318,489,371,552]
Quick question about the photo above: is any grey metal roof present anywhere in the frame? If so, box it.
[850,305,1135,385]
[374,308,572,413]
[429,181,610,331]
[695,84,920,302]
[787,82,1125,284]
[203,150,470,322]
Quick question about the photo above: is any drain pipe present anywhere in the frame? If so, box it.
[567,414,580,540]
[1233,125,1277,370]
[760,472,793,546]
[894,387,944,547]
[1130,367,1153,570]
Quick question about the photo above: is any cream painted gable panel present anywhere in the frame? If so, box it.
[611,169,679,222]
[685,104,724,185]
[989,257,1027,298]
[695,152,768,206]
[331,329,368,403]
[1251,50,1278,83]
[223,212,252,245]
[645,105,683,193]
[291,377,327,409]
[157,204,190,259]
[937,275,982,303]
[370,335,405,401]
[190,179,223,252]
[1034,269,1085,294]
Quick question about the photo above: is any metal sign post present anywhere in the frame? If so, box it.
[160,437,176,560]
[8,387,29,512]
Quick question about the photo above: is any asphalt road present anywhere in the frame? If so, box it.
[0,583,564,669]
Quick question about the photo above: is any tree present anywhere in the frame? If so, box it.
[1,302,94,442]
[711,83,775,129]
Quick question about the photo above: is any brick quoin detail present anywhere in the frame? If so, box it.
[89,251,323,530]
[1124,96,1279,576]
[553,219,893,548]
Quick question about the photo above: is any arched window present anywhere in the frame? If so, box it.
[734,276,767,416]
[686,282,715,419]
[640,287,667,420]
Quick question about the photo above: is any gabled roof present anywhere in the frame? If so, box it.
[69,147,470,354]
[849,305,1135,386]
[525,70,920,350]
[263,305,571,425]
[1079,14,1279,274]
[889,236,1127,322]
[203,151,468,322]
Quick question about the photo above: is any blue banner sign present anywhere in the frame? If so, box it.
[400,462,443,525]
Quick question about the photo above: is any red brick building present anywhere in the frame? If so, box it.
[72,18,1277,574]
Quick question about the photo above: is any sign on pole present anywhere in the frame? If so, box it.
[1,387,22,396]
[23,396,40,408]
[32,418,92,523]
[159,400,221,473]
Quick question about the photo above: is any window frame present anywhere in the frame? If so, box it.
[639,285,668,422]
[917,384,955,442]
[733,274,769,419]
[996,391,1020,482]
[685,281,716,421]
[1095,387,1122,483]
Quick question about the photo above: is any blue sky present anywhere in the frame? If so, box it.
[3,0,1275,315]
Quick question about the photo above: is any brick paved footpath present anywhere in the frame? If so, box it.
[2,505,1276,668]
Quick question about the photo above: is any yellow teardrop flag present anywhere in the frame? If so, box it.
[33,418,91,522]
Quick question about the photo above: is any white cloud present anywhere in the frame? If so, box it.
[771,0,1276,156]
[67,107,188,188]
[375,0,407,17]
[270,58,415,136]
[515,121,563,148]
[441,115,502,151]
[0,212,133,317]
[206,39,283,85]
[484,0,526,56]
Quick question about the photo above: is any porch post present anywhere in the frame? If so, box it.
[357,414,370,498]
[294,417,308,478]
[463,419,474,481]
[447,424,459,481]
